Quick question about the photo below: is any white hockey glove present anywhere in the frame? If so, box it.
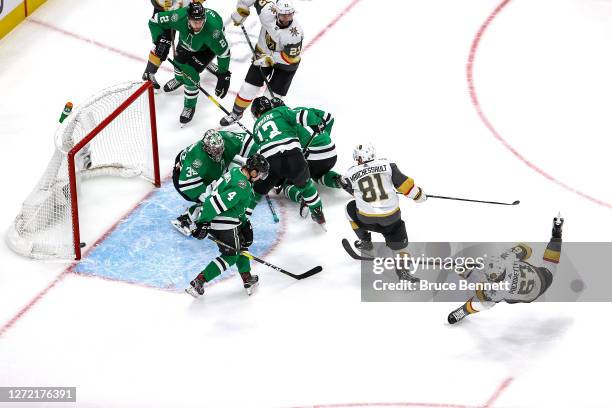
[412,187,427,203]
[231,7,250,26]
[253,54,275,67]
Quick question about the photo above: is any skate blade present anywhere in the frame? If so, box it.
[185,287,202,298]
[245,282,259,296]
[171,220,191,236]
[317,222,327,232]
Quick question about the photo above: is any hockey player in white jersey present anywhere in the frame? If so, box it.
[447,215,564,324]
[341,143,427,281]
[220,0,303,126]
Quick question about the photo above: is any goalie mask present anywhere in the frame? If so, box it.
[353,143,376,163]
[187,2,206,34]
[202,130,225,162]
[276,0,295,28]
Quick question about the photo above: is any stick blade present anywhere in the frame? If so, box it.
[296,266,323,280]
[512,200,520,205]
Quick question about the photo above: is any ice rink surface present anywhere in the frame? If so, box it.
[1,0,612,407]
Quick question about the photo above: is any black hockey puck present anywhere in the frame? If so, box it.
[80,242,86,248]
[570,279,584,293]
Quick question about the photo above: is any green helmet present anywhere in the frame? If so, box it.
[202,129,225,162]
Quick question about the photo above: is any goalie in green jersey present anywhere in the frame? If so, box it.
[185,154,270,298]
[171,129,246,236]
[146,2,232,124]
[268,97,345,217]
[239,96,329,228]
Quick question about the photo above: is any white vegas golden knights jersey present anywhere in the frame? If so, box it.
[344,159,403,219]
[237,0,304,69]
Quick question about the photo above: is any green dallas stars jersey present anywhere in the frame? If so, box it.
[294,106,336,161]
[149,7,230,73]
[197,167,254,230]
[175,132,243,202]
[243,106,324,159]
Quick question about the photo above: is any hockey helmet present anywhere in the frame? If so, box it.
[483,256,508,282]
[276,0,295,28]
[202,129,225,162]
[270,97,285,108]
[251,96,273,118]
[353,143,376,163]
[245,153,270,180]
[187,2,206,33]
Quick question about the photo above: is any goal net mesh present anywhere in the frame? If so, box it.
[7,81,159,260]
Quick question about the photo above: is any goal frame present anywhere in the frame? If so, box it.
[67,81,160,260]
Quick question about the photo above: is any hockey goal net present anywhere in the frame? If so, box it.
[7,81,160,260]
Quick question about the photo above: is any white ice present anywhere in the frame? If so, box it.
[1,0,611,407]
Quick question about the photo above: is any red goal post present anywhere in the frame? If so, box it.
[7,81,160,260]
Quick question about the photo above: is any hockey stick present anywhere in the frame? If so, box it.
[426,194,520,206]
[342,238,375,261]
[265,194,280,223]
[209,236,322,280]
[341,239,481,269]
[240,24,276,98]
[167,58,253,135]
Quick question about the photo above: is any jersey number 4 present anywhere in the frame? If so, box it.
[358,174,389,203]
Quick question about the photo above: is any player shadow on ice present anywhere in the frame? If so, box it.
[459,313,573,365]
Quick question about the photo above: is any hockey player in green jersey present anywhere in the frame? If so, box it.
[269,98,344,217]
[240,96,328,228]
[185,154,270,298]
[147,2,232,124]
[172,129,245,235]
[142,0,196,90]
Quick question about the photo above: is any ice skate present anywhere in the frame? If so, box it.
[219,111,243,127]
[180,107,195,126]
[171,213,194,236]
[447,304,469,324]
[185,277,205,298]
[142,72,160,91]
[163,77,182,93]
[243,274,259,296]
[310,206,326,231]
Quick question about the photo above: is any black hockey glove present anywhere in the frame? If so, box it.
[154,37,173,61]
[240,220,254,248]
[215,71,231,98]
[192,221,211,240]
[311,120,327,134]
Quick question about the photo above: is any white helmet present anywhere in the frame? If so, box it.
[276,0,295,15]
[276,0,295,27]
[353,143,376,163]
[483,256,510,282]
